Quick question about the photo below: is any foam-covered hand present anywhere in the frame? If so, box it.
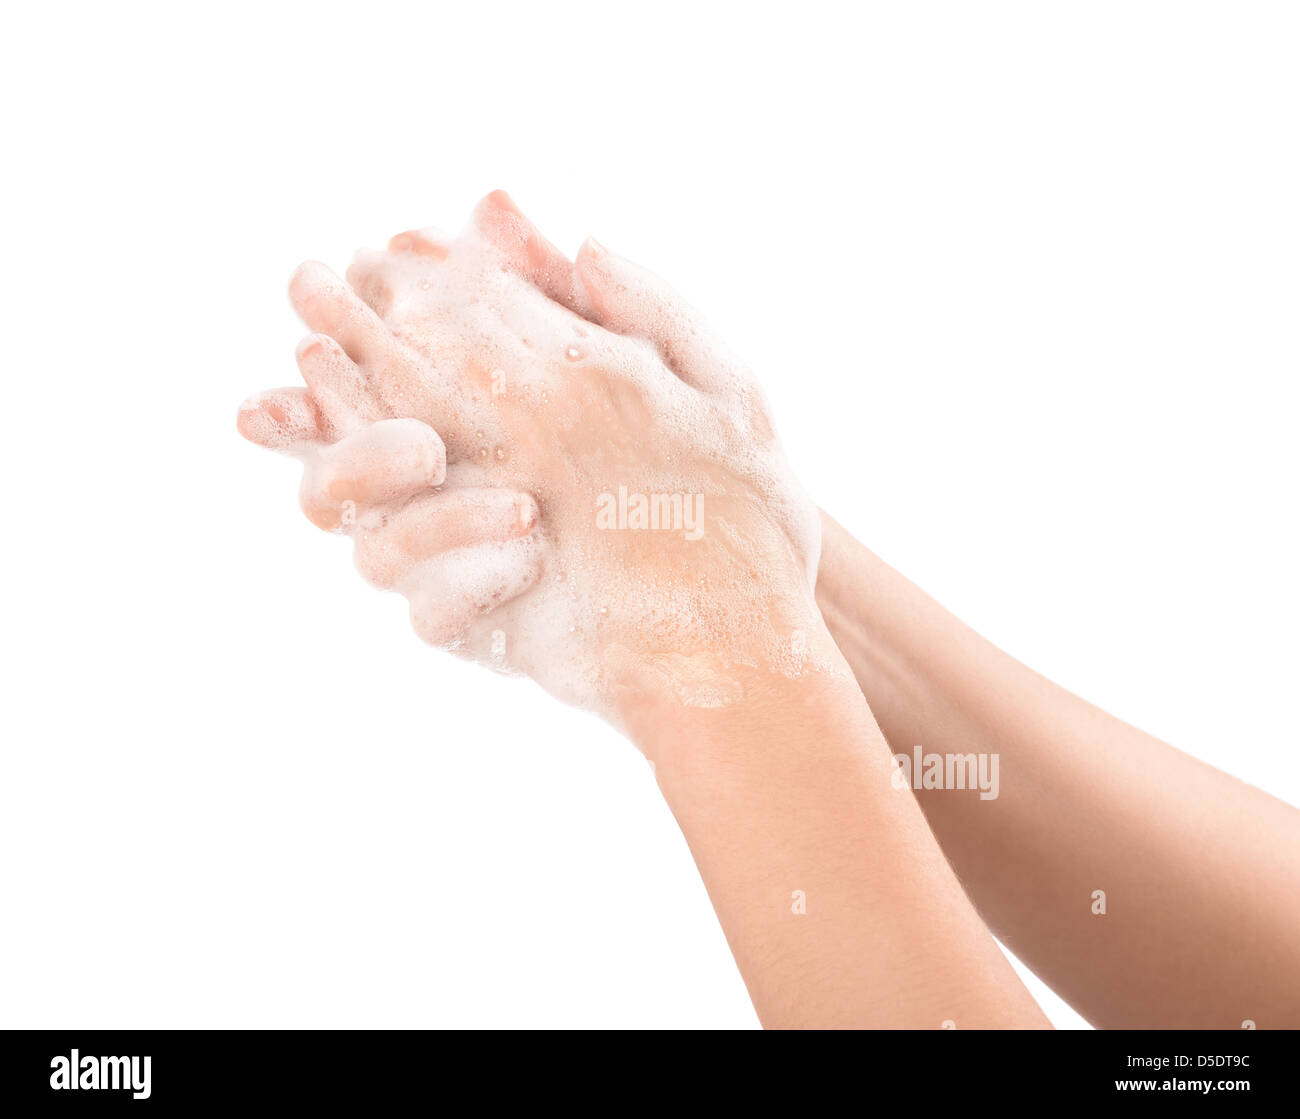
[240,195,830,720]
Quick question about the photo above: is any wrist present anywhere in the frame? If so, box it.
[814,509,869,622]
[611,630,870,774]
[813,509,895,682]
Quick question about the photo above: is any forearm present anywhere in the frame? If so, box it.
[816,510,1300,1028]
[622,658,1049,1029]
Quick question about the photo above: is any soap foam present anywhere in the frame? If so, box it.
[306,222,837,719]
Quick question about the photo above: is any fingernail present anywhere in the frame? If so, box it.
[584,236,606,258]
[295,335,323,361]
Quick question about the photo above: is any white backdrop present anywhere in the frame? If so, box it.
[3,2,1296,1028]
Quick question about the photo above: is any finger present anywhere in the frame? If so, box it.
[346,249,438,319]
[388,226,451,259]
[353,487,539,589]
[288,260,399,368]
[295,333,371,437]
[299,418,447,532]
[406,538,542,648]
[470,190,593,317]
[574,237,739,396]
[236,387,326,452]
[290,260,457,423]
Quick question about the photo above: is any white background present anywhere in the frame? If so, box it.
[3,2,1296,1029]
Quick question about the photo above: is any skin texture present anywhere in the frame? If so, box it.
[237,193,1051,1028]
[815,513,1300,1029]
[630,664,1050,1029]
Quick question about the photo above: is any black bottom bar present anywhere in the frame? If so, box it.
[3,1028,1291,1107]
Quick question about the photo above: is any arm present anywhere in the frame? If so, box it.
[627,662,1051,1029]
[251,415,1050,1028]
[816,510,1300,1028]
[237,194,1047,1028]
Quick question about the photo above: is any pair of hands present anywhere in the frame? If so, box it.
[238,193,832,721]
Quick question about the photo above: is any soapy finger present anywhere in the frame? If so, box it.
[299,419,447,532]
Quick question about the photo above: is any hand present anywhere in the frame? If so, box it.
[241,194,833,721]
